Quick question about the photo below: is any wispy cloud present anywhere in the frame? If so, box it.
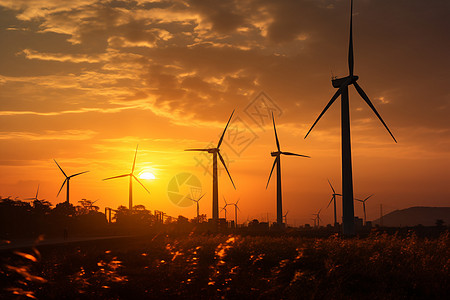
[0,130,96,140]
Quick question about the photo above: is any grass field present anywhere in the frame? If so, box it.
[1,231,449,299]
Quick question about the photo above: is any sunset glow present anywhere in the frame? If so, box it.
[139,172,156,180]
[0,0,448,225]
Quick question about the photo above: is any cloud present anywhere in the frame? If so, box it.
[0,130,96,141]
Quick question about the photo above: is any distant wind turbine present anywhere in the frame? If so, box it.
[230,198,240,226]
[283,211,289,226]
[313,209,322,228]
[188,193,206,222]
[356,194,373,226]
[326,180,342,227]
[103,145,149,210]
[220,197,231,220]
[304,0,396,236]
[24,184,45,202]
[185,110,236,220]
[266,112,309,225]
[54,160,89,204]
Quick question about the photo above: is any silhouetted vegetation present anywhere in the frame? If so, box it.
[1,232,448,299]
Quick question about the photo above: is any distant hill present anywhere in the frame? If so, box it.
[372,206,450,227]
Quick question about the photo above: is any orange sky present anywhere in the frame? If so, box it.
[0,0,449,225]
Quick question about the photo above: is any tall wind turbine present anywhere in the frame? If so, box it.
[356,194,373,226]
[24,184,45,201]
[185,110,236,220]
[304,0,396,235]
[267,112,310,225]
[54,160,89,204]
[103,145,149,210]
[326,180,342,227]
[188,194,205,222]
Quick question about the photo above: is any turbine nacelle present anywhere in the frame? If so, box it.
[332,75,359,88]
[271,151,281,157]
[207,148,219,154]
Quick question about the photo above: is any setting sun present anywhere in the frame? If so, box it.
[139,172,156,180]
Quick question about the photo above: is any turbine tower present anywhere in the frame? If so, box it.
[356,194,373,226]
[54,160,89,204]
[103,145,149,210]
[267,112,309,225]
[188,194,205,222]
[230,198,240,226]
[185,110,236,221]
[326,179,342,227]
[304,0,396,235]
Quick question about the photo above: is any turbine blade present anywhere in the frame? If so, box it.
[348,0,354,76]
[132,144,138,173]
[326,196,334,208]
[70,171,89,178]
[103,174,130,181]
[353,82,397,143]
[54,159,67,178]
[57,178,67,197]
[218,152,236,189]
[198,193,206,201]
[223,196,227,205]
[184,149,209,152]
[236,198,240,205]
[327,179,336,194]
[364,194,374,202]
[36,184,40,198]
[304,88,343,139]
[272,112,281,151]
[217,109,235,148]
[133,175,150,194]
[266,157,277,189]
[281,151,310,158]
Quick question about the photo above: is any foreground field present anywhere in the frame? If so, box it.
[1,232,449,299]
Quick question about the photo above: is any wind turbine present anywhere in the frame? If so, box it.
[230,198,240,226]
[103,145,149,210]
[304,0,396,236]
[283,211,289,226]
[220,196,231,220]
[266,112,310,225]
[185,110,236,221]
[326,180,342,227]
[24,184,45,202]
[54,160,89,204]
[313,209,322,228]
[355,194,373,226]
[188,193,206,222]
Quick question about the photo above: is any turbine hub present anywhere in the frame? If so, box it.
[271,151,280,157]
[208,148,219,153]
[332,75,358,88]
